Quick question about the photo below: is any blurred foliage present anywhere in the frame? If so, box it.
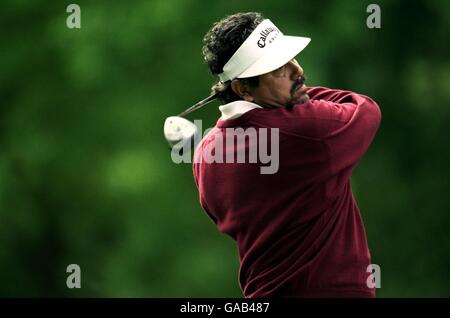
[0,0,449,297]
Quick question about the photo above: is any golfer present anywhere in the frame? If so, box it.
[192,12,381,297]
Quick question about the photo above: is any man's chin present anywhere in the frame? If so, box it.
[286,94,309,110]
[292,93,310,105]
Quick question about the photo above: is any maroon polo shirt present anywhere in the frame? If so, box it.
[193,87,381,297]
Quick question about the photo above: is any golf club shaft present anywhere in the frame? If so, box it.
[178,93,218,117]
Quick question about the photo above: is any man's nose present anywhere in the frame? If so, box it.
[289,59,303,80]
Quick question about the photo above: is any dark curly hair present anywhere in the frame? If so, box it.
[202,12,264,103]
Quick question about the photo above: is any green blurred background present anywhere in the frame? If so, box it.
[1,0,449,297]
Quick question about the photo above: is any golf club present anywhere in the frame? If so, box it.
[163,93,218,149]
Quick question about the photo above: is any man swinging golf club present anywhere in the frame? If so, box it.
[167,12,381,297]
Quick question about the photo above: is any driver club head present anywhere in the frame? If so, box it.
[163,116,198,149]
[163,93,217,151]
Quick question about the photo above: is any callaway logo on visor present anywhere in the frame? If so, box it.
[218,19,311,82]
[257,27,280,48]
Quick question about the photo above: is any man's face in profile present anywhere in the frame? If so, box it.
[246,59,309,108]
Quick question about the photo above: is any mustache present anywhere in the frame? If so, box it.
[290,75,307,95]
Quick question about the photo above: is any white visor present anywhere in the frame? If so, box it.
[218,19,311,82]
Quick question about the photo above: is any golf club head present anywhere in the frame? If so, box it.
[164,116,198,150]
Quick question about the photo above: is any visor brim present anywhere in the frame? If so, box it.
[237,36,311,79]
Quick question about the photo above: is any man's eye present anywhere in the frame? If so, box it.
[272,65,286,77]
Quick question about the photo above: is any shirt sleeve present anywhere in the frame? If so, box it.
[279,86,382,186]
[192,139,219,224]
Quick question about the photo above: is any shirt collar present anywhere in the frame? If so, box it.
[218,100,263,120]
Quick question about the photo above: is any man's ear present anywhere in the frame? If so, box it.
[231,79,254,102]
